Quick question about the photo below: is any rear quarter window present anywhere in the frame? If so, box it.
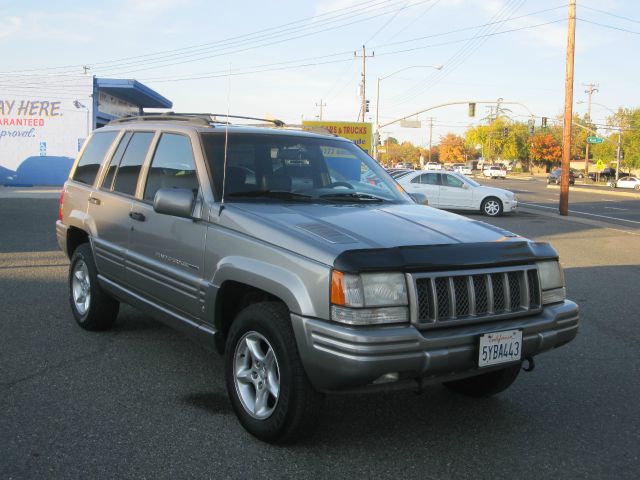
[72,131,119,185]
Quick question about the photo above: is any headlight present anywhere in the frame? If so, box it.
[537,261,566,304]
[330,271,408,325]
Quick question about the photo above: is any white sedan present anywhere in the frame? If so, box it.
[398,170,518,216]
[610,176,640,190]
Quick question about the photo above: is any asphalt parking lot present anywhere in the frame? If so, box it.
[1,193,639,479]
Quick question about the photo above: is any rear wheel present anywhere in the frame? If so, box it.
[225,302,323,443]
[481,197,503,217]
[443,363,522,397]
[69,244,119,330]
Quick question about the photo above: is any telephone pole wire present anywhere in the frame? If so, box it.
[354,45,374,122]
[560,0,576,216]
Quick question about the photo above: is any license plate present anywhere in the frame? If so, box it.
[478,329,522,368]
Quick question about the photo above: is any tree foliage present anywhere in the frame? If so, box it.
[439,133,468,162]
[530,133,562,168]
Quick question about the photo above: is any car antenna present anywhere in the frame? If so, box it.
[219,63,231,215]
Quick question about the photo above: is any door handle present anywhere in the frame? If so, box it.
[88,197,101,205]
[129,211,146,222]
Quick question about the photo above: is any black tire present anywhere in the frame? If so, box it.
[443,362,522,398]
[225,302,324,443]
[481,197,503,217]
[635,185,640,191]
[68,243,119,331]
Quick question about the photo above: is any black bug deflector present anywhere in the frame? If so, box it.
[333,241,558,273]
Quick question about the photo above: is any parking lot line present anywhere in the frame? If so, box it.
[521,202,640,225]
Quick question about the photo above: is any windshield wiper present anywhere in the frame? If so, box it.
[319,192,386,202]
[226,190,312,201]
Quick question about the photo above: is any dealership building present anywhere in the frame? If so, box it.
[0,74,172,185]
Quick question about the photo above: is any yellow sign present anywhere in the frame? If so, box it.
[596,160,605,171]
[302,120,372,154]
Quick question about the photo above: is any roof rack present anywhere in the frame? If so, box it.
[108,112,285,127]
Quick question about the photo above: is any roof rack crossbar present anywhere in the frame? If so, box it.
[108,112,286,127]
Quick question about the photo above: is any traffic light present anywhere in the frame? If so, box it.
[373,131,380,146]
[468,102,476,117]
[365,100,370,113]
[528,119,535,135]
[503,127,509,137]
[542,117,548,128]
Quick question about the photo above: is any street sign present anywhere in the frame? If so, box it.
[587,136,604,144]
[400,119,421,128]
[596,160,605,171]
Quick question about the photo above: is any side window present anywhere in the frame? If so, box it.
[144,134,198,202]
[444,174,464,188]
[417,173,439,185]
[72,131,118,185]
[101,132,132,190]
[112,132,154,196]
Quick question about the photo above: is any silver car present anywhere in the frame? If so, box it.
[56,114,578,443]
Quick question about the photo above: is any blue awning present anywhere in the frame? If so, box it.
[95,78,172,109]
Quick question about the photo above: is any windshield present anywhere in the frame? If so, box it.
[201,132,411,203]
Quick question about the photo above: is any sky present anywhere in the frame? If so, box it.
[1,0,638,147]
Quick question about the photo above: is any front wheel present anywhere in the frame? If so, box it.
[443,363,522,397]
[225,302,323,443]
[69,244,119,330]
[481,197,503,217]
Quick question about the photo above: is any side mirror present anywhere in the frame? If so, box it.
[462,183,470,189]
[410,192,429,205]
[153,188,194,219]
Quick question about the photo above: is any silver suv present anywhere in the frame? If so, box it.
[56,114,579,443]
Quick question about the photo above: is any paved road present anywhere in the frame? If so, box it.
[477,176,640,228]
[1,197,639,479]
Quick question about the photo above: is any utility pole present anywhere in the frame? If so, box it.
[354,45,374,122]
[315,99,326,120]
[428,117,434,163]
[583,82,599,179]
[82,65,91,75]
[560,0,576,216]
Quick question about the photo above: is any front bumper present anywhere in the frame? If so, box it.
[291,300,578,392]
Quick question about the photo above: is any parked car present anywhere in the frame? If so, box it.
[588,168,616,182]
[452,163,472,175]
[56,113,578,443]
[547,168,575,185]
[395,161,414,169]
[610,176,640,190]
[424,161,443,170]
[390,169,413,179]
[482,165,507,179]
[398,170,517,216]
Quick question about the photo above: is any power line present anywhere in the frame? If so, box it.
[390,0,526,105]
[1,0,386,74]
[580,5,640,24]
[577,18,640,35]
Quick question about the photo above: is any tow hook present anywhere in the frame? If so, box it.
[523,356,535,372]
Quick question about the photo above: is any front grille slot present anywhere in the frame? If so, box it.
[413,266,541,326]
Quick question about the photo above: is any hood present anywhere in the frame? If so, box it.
[217,202,525,267]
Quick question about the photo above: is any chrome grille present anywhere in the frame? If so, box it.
[412,266,541,326]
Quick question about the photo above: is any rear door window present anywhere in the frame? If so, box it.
[72,131,118,185]
[111,132,154,196]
